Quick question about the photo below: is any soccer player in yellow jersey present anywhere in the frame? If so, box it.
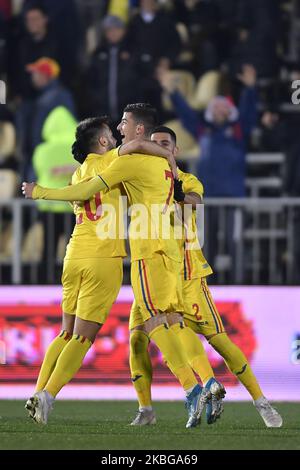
[24,116,127,423]
[24,114,178,425]
[22,104,221,428]
[129,125,281,428]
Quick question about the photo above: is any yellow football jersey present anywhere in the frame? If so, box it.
[65,150,127,259]
[177,168,213,280]
[99,153,181,262]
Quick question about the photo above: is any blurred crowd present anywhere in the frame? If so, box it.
[0,0,300,284]
[0,0,300,195]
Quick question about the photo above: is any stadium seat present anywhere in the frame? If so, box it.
[0,122,16,159]
[164,119,200,160]
[21,222,44,262]
[56,234,68,262]
[176,22,189,45]
[192,71,221,110]
[0,222,13,262]
[162,70,196,110]
[0,170,18,199]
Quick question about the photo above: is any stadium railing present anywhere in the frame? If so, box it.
[0,197,300,285]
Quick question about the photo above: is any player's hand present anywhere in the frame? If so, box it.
[174,179,185,202]
[22,182,36,199]
[237,64,256,87]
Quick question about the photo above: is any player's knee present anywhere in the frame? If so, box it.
[206,332,227,342]
[143,314,167,335]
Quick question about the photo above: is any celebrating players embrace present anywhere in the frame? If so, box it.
[22,103,282,429]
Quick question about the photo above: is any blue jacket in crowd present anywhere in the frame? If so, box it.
[170,86,258,197]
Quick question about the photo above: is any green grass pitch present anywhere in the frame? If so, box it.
[0,400,299,450]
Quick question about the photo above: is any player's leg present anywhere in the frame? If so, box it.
[131,255,207,428]
[199,278,282,427]
[43,316,100,399]
[25,259,80,419]
[167,312,214,386]
[129,301,155,425]
[35,313,74,392]
[168,312,225,424]
[33,257,123,424]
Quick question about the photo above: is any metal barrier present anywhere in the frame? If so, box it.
[0,197,300,285]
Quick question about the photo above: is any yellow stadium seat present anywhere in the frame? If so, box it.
[164,119,200,160]
[0,122,16,158]
[56,234,68,262]
[0,170,18,199]
[0,222,13,261]
[22,222,44,263]
[192,71,221,110]
[162,70,196,111]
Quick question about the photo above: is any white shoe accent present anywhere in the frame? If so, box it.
[25,395,39,420]
[130,409,156,426]
[254,397,283,428]
[33,391,53,425]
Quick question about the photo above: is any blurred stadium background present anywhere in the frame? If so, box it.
[0,0,299,403]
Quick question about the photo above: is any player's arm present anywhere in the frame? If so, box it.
[174,173,203,208]
[22,176,108,201]
[118,139,178,179]
[22,158,134,201]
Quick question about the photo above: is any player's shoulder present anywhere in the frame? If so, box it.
[178,168,204,194]
[178,168,201,184]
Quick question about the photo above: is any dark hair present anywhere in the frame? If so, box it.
[24,3,48,16]
[72,116,110,164]
[151,125,177,145]
[123,103,158,137]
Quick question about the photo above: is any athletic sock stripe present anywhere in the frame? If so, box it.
[202,280,223,332]
[201,279,220,333]
[185,250,192,280]
[138,260,154,317]
[141,259,158,315]
[203,281,224,332]
[183,253,187,281]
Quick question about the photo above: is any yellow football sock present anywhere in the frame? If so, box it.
[35,330,71,392]
[45,334,91,398]
[129,330,152,408]
[149,324,198,391]
[170,323,214,385]
[209,333,263,400]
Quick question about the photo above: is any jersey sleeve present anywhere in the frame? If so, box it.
[99,155,138,188]
[179,170,204,197]
[71,167,80,185]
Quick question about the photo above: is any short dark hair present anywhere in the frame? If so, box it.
[123,103,158,137]
[24,3,48,16]
[72,116,110,164]
[151,125,177,145]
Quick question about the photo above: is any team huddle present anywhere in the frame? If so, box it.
[22,103,282,429]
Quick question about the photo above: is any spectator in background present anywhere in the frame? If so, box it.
[17,57,76,180]
[21,0,81,87]
[32,105,78,283]
[8,2,79,100]
[159,64,257,197]
[158,64,257,280]
[127,0,182,115]
[85,15,141,126]
[259,109,288,153]
[230,0,280,78]
[173,0,220,75]
[8,4,57,99]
